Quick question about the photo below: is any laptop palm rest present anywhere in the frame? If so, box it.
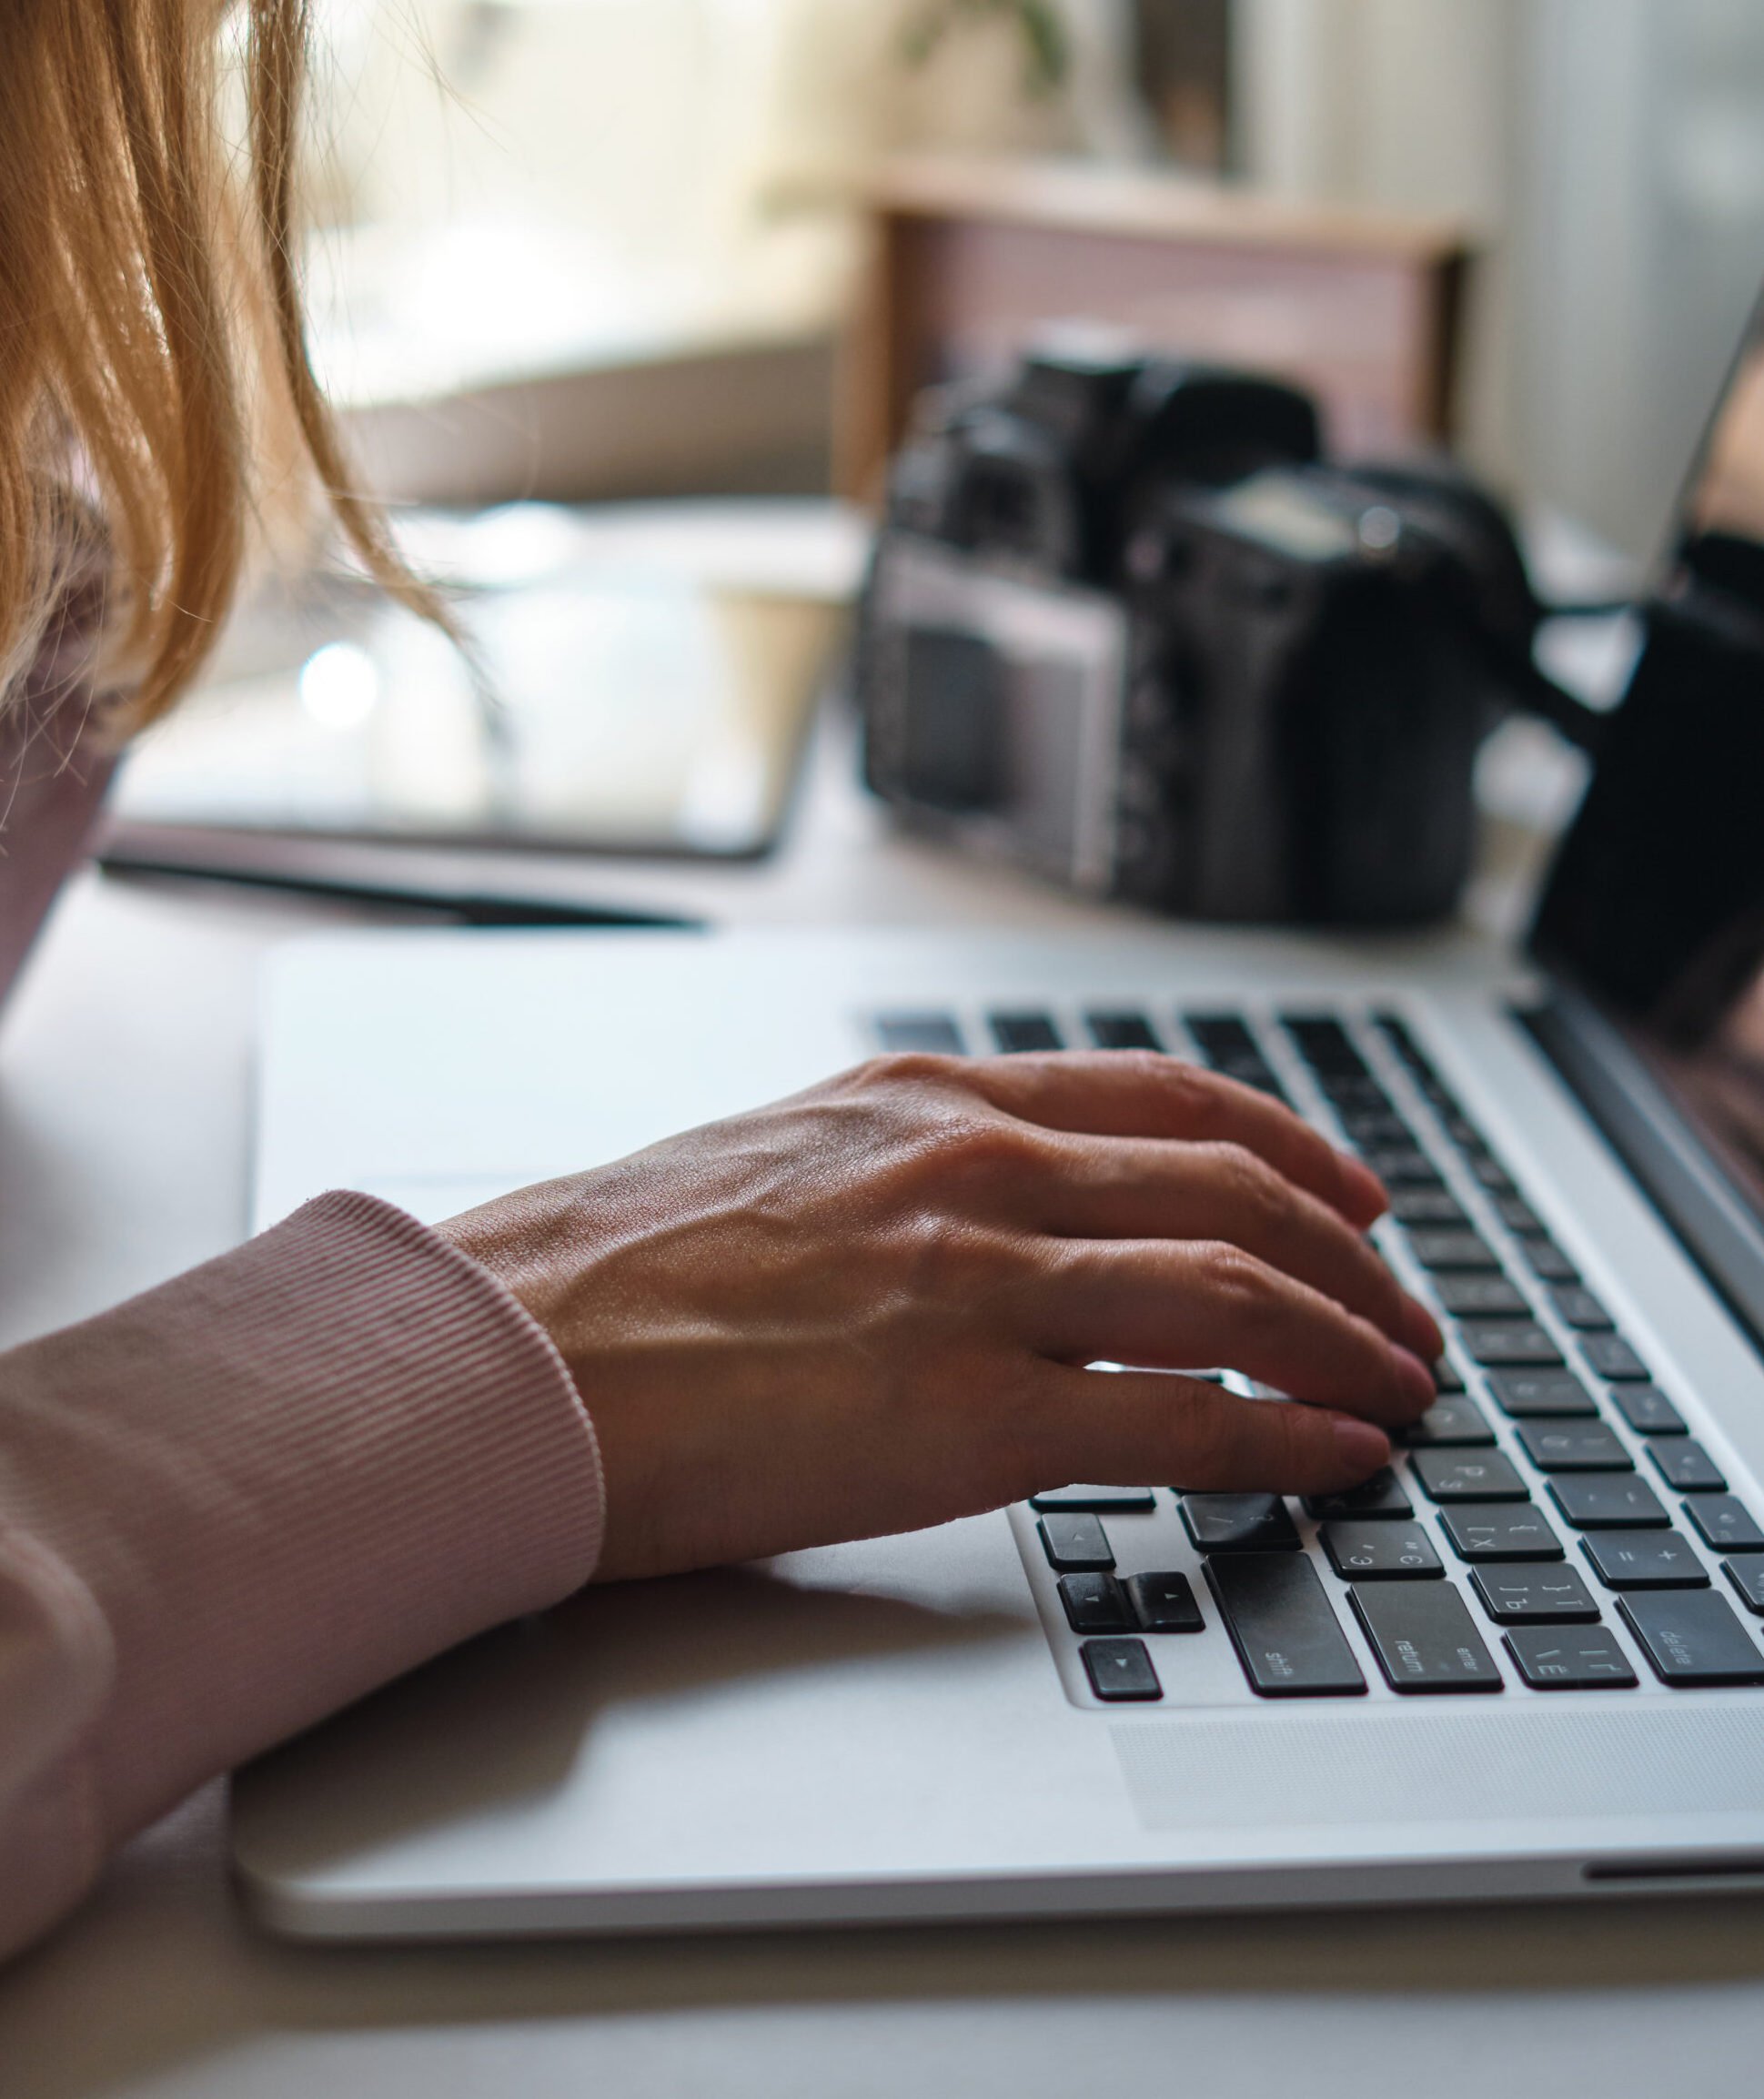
[235,1512,1764,1936]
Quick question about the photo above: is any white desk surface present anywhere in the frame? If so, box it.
[5,732,1764,2099]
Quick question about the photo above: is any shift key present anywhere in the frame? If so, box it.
[1205,1555,1367,1698]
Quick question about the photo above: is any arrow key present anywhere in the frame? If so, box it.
[1081,1637,1162,1702]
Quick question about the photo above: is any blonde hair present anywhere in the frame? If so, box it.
[0,0,435,727]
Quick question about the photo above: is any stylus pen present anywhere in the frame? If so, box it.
[97,851,707,930]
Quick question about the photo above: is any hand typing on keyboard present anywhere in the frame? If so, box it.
[438,1051,1442,1583]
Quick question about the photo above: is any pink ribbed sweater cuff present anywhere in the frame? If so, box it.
[0,1192,603,1851]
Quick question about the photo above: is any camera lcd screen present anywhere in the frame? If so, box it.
[1532,294,1764,1216]
[864,539,1131,893]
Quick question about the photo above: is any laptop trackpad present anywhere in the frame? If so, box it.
[1114,1704,1764,1830]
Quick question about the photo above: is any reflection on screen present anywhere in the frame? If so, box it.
[1644,304,1764,1200]
[1533,295,1764,1217]
[1692,338,1764,543]
[1645,935,1764,1217]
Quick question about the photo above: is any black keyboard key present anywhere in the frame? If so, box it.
[1463,1323,1565,1368]
[1361,1146,1444,1188]
[1505,1626,1638,1690]
[1124,1570,1205,1634]
[1516,1422,1633,1473]
[1412,1449,1528,1503]
[1580,1529,1709,1591]
[1038,1512,1115,1571]
[1303,1469,1413,1520]
[1492,1194,1547,1236]
[1686,1497,1764,1553]
[1441,1505,1565,1561]
[1648,1440,1728,1494]
[1520,1238,1581,1287]
[1281,1015,1369,1076]
[1085,1012,1163,1052]
[1465,1153,1517,1196]
[1391,1188,1470,1228]
[1434,1357,1467,1394]
[1581,1334,1651,1382]
[1610,1386,1688,1437]
[1471,1565,1600,1623]
[1032,1485,1157,1512]
[1185,1024,1278,1085]
[1322,1520,1443,1579]
[1435,1276,1533,1321]
[1184,1014,1260,1061]
[1184,1016,1289,1102]
[1181,1493,1300,1554]
[1317,1075,1395,1114]
[1487,1370,1598,1420]
[1058,1572,1134,1633]
[1340,1111,1417,1150]
[875,1013,963,1055]
[1618,1593,1764,1687]
[1082,1637,1163,1701]
[990,1013,1063,1055]
[1373,1012,1433,1072]
[1407,1230,1501,1273]
[1550,1286,1614,1332]
[1548,1475,1669,1530]
[1401,1396,1496,1448]
[1205,1554,1366,1698]
[1350,1582,1503,1694]
[1724,1559,1764,1615]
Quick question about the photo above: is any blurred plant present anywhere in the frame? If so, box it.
[901,0,1071,98]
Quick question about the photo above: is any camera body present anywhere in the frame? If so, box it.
[858,348,1539,924]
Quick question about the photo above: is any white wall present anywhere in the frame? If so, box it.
[1236,0,1764,561]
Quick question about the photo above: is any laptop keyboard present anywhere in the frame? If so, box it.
[870,1001,1764,1704]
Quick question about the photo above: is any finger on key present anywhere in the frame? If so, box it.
[1032,1237,1436,1424]
[958,1052,1388,1227]
[1025,1362,1392,1497]
[1036,1132,1442,1361]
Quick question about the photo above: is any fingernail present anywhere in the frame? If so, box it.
[1391,1347,1436,1408]
[1333,1415,1391,1473]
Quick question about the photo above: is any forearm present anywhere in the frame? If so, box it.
[0,1192,603,1962]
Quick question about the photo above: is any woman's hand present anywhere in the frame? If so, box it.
[438,1051,1443,1584]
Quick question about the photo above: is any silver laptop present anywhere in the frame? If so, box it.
[233,303,1764,1937]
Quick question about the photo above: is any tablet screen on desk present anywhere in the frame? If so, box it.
[112,500,866,862]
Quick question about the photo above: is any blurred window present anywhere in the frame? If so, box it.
[301,0,1160,409]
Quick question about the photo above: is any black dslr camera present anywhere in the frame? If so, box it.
[857,347,1558,925]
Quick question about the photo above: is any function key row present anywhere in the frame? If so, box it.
[872,1007,1295,1097]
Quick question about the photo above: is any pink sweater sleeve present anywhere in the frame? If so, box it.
[0,1192,605,1963]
